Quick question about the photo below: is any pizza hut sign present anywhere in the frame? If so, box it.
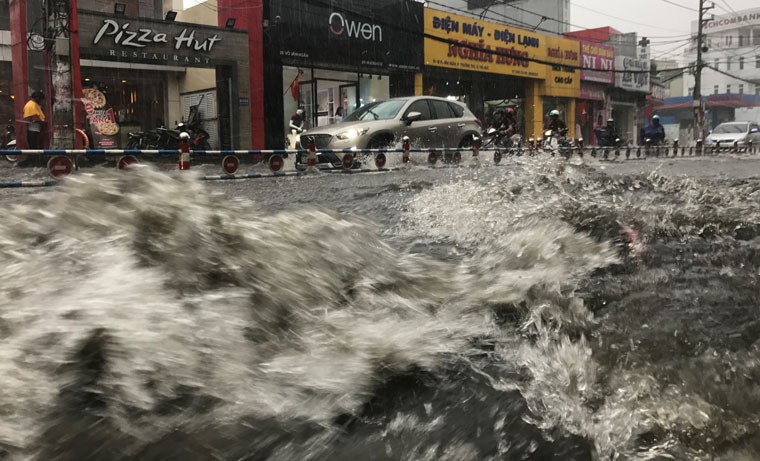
[93,19,222,52]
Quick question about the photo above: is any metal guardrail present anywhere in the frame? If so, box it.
[1,140,758,188]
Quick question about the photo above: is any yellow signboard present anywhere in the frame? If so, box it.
[424,9,545,79]
[542,36,581,98]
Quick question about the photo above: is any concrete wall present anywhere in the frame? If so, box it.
[430,0,570,34]
[177,0,218,25]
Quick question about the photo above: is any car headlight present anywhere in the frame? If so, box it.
[336,128,369,140]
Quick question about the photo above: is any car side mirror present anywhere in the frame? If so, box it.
[404,111,422,125]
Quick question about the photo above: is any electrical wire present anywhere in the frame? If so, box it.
[660,0,698,12]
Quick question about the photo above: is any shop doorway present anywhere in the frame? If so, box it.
[215,65,235,150]
[339,83,358,119]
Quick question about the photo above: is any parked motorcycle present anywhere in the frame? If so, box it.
[127,103,211,151]
[1,121,17,163]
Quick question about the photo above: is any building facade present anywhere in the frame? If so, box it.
[565,27,650,145]
[421,7,581,142]
[683,7,760,126]
[263,0,423,149]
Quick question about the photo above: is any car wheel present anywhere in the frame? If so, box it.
[458,135,475,148]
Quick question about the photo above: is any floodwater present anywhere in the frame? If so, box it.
[1,154,759,460]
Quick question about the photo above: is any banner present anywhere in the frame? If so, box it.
[543,36,580,98]
[614,45,650,92]
[580,41,614,84]
[424,8,545,79]
[82,87,120,149]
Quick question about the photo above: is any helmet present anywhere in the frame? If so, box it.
[296,109,304,116]
[607,118,614,123]
[506,107,515,115]
[549,109,559,117]
[652,114,660,120]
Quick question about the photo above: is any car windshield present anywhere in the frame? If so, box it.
[713,123,748,134]
[344,100,406,121]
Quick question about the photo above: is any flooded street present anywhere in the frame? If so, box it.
[1,155,760,460]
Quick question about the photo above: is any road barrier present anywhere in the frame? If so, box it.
[1,141,758,187]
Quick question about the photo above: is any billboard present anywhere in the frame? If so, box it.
[580,41,614,84]
[271,0,423,72]
[615,45,650,93]
[424,8,545,79]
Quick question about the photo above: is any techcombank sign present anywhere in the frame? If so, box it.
[691,7,760,35]
[328,12,383,42]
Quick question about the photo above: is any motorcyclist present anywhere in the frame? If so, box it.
[490,107,516,133]
[545,109,567,135]
[596,118,619,147]
[290,108,306,137]
[640,114,665,145]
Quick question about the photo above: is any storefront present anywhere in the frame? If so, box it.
[76,11,251,149]
[422,8,545,135]
[575,41,614,145]
[577,84,608,144]
[265,0,423,149]
[613,45,650,144]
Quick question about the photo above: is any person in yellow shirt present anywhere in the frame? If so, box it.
[23,91,46,149]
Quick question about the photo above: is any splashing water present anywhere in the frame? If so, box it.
[1,158,760,460]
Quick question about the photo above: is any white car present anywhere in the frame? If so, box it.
[706,121,760,147]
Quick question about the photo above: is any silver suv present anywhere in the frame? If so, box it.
[300,96,482,156]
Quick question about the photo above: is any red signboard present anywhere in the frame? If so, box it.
[580,41,614,84]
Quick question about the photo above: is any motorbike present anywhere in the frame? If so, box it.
[594,127,622,148]
[127,103,211,151]
[483,127,523,155]
[1,122,17,163]
[542,127,576,158]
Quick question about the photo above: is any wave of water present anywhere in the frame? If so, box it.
[1,160,759,460]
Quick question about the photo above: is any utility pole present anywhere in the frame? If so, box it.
[693,0,714,143]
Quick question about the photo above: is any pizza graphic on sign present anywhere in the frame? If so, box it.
[82,87,121,148]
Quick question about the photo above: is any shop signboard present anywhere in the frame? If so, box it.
[82,87,120,149]
[615,45,650,93]
[424,8,545,79]
[579,41,614,84]
[270,0,423,72]
[543,36,581,98]
[78,12,245,67]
